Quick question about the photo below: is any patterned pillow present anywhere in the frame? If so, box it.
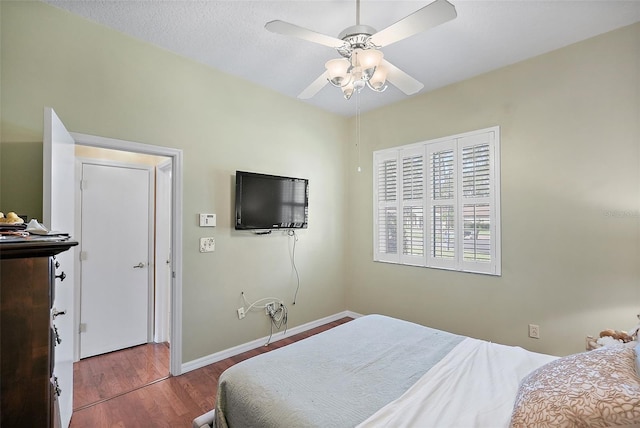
[510,346,640,427]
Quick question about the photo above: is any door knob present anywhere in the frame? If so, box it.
[52,308,67,318]
[133,262,145,268]
[55,271,66,281]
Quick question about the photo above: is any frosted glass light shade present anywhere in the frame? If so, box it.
[353,48,383,80]
[368,63,388,91]
[325,58,351,87]
[342,81,355,100]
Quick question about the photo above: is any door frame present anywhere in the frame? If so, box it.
[155,159,172,343]
[75,158,156,357]
[71,132,183,376]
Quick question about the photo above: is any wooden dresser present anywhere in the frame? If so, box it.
[0,239,78,427]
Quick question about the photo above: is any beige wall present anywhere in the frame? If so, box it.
[0,141,42,220]
[346,22,640,356]
[0,1,349,362]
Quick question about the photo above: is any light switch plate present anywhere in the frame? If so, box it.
[199,237,215,252]
[199,213,216,227]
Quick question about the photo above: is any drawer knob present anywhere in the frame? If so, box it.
[53,324,62,345]
[51,376,62,397]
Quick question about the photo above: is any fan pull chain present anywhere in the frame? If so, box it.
[356,90,362,172]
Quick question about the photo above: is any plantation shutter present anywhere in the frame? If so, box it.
[426,141,457,270]
[372,127,500,275]
[458,132,499,274]
[374,151,399,263]
[400,147,425,265]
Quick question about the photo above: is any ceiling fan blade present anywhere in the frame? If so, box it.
[369,0,456,48]
[265,20,346,48]
[383,60,424,95]
[298,71,329,99]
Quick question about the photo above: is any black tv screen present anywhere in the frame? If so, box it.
[235,171,308,230]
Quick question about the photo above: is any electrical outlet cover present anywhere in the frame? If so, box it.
[528,324,540,339]
[199,237,215,252]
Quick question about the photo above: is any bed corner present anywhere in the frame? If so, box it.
[192,410,215,428]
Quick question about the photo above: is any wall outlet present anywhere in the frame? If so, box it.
[528,324,540,339]
[237,307,245,319]
[265,302,276,316]
[199,237,215,252]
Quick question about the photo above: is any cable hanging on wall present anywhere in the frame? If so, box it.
[241,292,282,313]
[265,302,288,346]
[240,292,289,346]
[288,230,301,304]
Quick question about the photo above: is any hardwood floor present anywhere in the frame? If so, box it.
[73,342,170,410]
[70,317,352,427]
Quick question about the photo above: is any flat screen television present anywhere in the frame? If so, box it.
[235,171,309,230]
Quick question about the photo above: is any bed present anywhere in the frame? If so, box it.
[194,314,640,428]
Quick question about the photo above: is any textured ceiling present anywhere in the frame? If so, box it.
[43,0,640,117]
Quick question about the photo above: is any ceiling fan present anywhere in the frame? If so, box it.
[265,0,457,100]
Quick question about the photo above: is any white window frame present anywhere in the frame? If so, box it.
[373,126,501,276]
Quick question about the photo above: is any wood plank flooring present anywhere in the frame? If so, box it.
[73,342,170,410]
[70,317,352,427]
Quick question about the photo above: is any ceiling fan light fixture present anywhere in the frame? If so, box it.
[367,63,388,92]
[342,79,365,100]
[325,58,352,87]
[352,48,383,81]
[353,79,366,92]
[342,82,355,100]
[266,0,457,101]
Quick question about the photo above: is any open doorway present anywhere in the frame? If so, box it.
[44,109,183,422]
[72,145,174,409]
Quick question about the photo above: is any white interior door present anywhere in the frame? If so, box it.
[79,162,152,358]
[43,107,76,428]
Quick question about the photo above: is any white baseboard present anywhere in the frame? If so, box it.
[181,310,362,374]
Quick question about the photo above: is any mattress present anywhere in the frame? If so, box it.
[214,314,464,427]
[197,314,639,428]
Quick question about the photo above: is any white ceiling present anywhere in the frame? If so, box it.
[43,0,640,117]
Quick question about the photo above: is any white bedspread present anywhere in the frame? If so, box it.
[357,337,557,428]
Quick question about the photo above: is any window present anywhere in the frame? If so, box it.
[373,127,501,275]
